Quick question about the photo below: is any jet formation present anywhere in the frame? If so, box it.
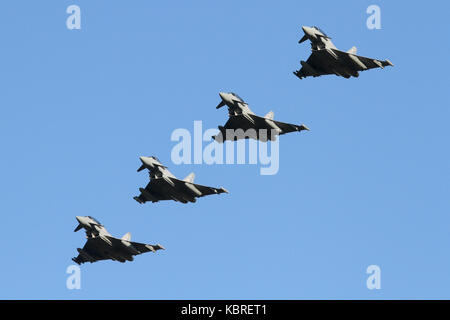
[71,25,393,265]
[72,216,164,265]
[294,26,393,79]
[213,92,309,142]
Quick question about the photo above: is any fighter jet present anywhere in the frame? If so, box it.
[72,216,164,265]
[213,92,309,142]
[134,156,228,204]
[294,26,393,79]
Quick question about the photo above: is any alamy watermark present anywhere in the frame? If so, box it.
[66,265,81,290]
[366,265,381,290]
[170,121,280,175]
[66,5,81,30]
[366,5,381,30]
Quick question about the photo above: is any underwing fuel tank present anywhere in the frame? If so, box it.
[100,235,113,246]
[163,176,175,187]
[121,240,140,255]
[325,48,339,60]
[185,182,202,196]
[264,118,282,134]
[348,54,367,70]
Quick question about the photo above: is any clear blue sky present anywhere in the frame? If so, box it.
[0,0,449,299]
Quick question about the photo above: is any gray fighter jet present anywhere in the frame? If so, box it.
[294,26,393,79]
[134,156,228,204]
[72,216,164,264]
[213,92,309,142]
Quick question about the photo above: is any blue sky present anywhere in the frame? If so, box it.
[0,0,449,299]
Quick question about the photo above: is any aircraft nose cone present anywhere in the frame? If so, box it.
[302,26,312,35]
[140,156,152,164]
[76,216,83,223]
[219,92,225,100]
[139,156,155,168]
